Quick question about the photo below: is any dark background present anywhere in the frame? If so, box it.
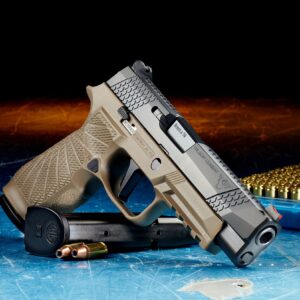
[0,6,298,101]
[0,7,299,182]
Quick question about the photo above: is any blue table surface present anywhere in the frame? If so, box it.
[1,160,300,300]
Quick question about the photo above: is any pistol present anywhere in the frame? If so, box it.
[1,61,281,267]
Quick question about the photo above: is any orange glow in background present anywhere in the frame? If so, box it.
[1,97,299,176]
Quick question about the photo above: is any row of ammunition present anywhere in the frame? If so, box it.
[56,242,108,259]
[242,164,300,200]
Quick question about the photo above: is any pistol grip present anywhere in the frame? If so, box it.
[2,136,103,220]
[2,84,119,220]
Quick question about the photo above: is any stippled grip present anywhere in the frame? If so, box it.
[4,108,118,219]
[12,131,90,207]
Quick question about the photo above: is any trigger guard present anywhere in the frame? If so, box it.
[125,193,170,227]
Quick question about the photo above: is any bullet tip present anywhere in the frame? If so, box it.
[72,247,88,259]
[56,247,71,258]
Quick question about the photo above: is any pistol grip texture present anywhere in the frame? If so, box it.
[3,85,118,219]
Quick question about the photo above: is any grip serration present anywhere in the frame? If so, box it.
[6,110,118,217]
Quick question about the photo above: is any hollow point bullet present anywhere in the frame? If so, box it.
[71,242,108,259]
[56,242,85,259]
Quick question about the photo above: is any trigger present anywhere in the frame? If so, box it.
[118,159,143,201]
